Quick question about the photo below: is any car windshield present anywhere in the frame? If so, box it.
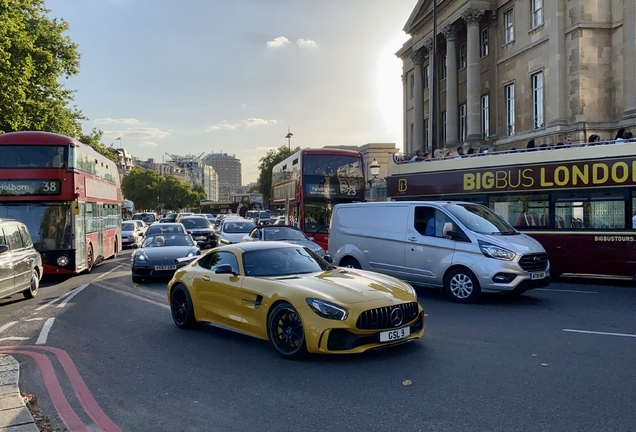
[258,211,269,219]
[142,234,194,248]
[122,222,136,231]
[223,221,256,233]
[243,247,329,276]
[182,218,210,228]
[263,228,307,241]
[134,213,156,223]
[146,224,185,236]
[445,203,517,235]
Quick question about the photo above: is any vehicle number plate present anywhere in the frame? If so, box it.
[380,327,410,342]
[195,236,207,240]
[155,265,177,270]
[531,271,546,280]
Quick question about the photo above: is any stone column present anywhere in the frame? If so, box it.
[423,38,435,151]
[402,73,409,153]
[443,25,459,147]
[411,50,425,153]
[624,0,636,119]
[546,1,567,127]
[462,9,483,145]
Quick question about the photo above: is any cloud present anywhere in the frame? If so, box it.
[139,141,158,147]
[207,118,277,132]
[297,38,318,49]
[94,117,139,125]
[255,146,277,151]
[103,127,170,140]
[267,36,290,48]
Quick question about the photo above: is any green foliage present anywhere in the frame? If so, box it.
[247,184,260,193]
[257,145,300,203]
[121,168,207,212]
[0,0,84,135]
[77,128,118,162]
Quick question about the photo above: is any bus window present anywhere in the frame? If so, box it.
[589,192,625,229]
[490,194,548,228]
[555,196,586,229]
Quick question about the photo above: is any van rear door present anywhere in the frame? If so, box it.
[403,204,456,287]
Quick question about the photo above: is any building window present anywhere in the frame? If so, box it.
[532,72,544,129]
[532,0,543,28]
[424,65,430,89]
[424,118,429,149]
[441,54,447,79]
[459,104,467,142]
[505,83,515,136]
[442,111,447,144]
[459,42,467,69]
[504,10,514,43]
[480,28,489,57]
[410,123,414,148]
[410,73,414,99]
[481,94,490,138]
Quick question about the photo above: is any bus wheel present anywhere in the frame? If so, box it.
[444,267,480,303]
[339,257,361,269]
[86,245,94,273]
[23,270,39,299]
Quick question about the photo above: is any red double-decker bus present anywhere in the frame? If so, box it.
[386,140,636,280]
[271,148,365,251]
[0,131,122,274]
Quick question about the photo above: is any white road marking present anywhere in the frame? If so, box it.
[24,317,44,322]
[0,321,17,333]
[57,284,89,308]
[0,337,30,342]
[36,288,77,311]
[535,289,597,294]
[35,318,55,345]
[563,329,636,338]
[94,264,126,281]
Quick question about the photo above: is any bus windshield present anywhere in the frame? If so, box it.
[0,146,68,169]
[0,203,73,250]
[445,203,517,235]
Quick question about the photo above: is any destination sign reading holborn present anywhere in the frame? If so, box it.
[0,179,62,196]
[388,157,636,197]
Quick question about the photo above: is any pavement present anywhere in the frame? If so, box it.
[0,355,38,432]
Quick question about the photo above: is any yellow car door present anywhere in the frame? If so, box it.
[191,251,244,329]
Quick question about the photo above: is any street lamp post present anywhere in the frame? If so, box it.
[368,158,380,202]
[285,128,293,154]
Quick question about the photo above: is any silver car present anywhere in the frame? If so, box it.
[241,225,325,255]
[122,221,144,249]
[0,218,43,300]
[218,219,256,244]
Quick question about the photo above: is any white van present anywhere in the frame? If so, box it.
[328,201,550,303]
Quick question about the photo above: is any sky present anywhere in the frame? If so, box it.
[48,0,417,184]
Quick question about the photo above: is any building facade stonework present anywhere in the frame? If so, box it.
[398,0,636,155]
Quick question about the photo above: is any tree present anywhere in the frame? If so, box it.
[0,0,84,135]
[77,128,118,162]
[257,145,300,203]
[122,169,208,212]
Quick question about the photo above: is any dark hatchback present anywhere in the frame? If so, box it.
[180,216,217,249]
[130,233,200,283]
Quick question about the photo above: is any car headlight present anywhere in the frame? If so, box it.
[479,241,516,261]
[220,238,231,244]
[306,298,348,320]
[57,255,69,267]
[135,252,147,261]
[186,250,198,257]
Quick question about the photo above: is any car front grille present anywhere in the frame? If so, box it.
[518,253,548,272]
[356,302,419,330]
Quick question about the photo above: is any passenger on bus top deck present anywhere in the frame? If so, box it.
[433,149,444,161]
[615,128,627,142]
[564,136,573,147]
[526,139,536,151]
[467,148,476,156]
[455,146,465,159]
[410,150,426,162]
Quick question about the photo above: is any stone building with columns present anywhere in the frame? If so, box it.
[398,0,636,155]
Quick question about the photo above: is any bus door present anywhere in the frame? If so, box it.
[76,202,86,270]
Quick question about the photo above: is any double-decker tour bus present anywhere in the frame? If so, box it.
[386,140,636,279]
[271,148,365,251]
[0,131,122,274]
[200,193,264,216]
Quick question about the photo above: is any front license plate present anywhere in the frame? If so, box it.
[155,265,177,271]
[531,271,546,280]
[195,236,207,240]
[380,327,410,342]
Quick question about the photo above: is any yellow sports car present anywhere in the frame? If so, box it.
[167,242,424,358]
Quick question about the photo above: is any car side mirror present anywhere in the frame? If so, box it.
[443,222,470,242]
[0,245,8,254]
[215,264,237,276]
[323,255,333,263]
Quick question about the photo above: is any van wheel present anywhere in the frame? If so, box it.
[444,268,480,303]
[339,257,361,269]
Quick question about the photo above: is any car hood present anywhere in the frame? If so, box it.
[272,268,415,304]
[137,246,198,261]
[122,230,136,236]
[221,232,249,243]
[271,239,324,253]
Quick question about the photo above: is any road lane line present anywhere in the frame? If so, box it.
[57,284,89,308]
[98,284,170,309]
[563,329,636,338]
[0,321,17,333]
[36,318,55,345]
[0,337,30,341]
[94,264,126,281]
[25,317,45,321]
[0,348,89,432]
[36,288,79,311]
[535,289,597,294]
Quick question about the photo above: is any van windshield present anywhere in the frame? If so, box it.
[445,203,517,235]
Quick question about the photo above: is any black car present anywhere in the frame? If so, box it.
[160,213,178,223]
[180,216,217,249]
[131,233,200,283]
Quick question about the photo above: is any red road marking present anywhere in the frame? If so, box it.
[0,346,123,432]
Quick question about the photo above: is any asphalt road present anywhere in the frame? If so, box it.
[1,251,635,432]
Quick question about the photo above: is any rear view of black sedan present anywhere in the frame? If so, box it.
[131,233,200,283]
[180,216,217,249]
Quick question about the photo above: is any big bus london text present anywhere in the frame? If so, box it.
[0,131,122,275]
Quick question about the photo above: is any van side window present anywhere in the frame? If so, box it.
[414,207,454,237]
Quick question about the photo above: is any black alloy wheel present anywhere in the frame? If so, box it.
[267,302,307,359]
[23,270,39,299]
[86,245,94,273]
[339,257,361,269]
[170,284,199,329]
